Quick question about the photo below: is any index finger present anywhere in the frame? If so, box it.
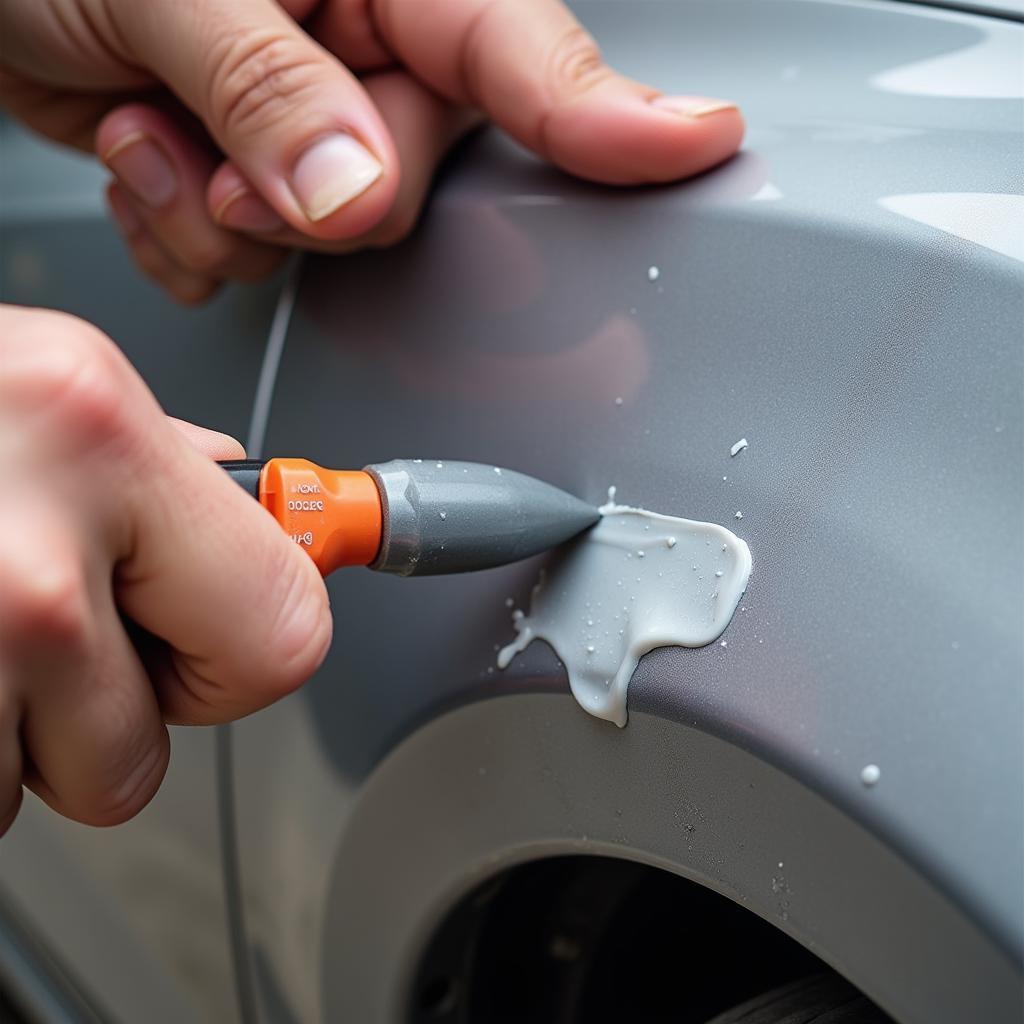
[373,0,744,184]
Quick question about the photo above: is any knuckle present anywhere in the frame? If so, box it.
[6,318,127,446]
[176,234,235,277]
[1,555,89,646]
[172,279,219,306]
[131,236,168,279]
[206,31,328,139]
[5,311,103,389]
[546,27,608,96]
[49,354,126,448]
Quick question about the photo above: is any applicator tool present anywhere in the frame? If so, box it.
[221,458,600,577]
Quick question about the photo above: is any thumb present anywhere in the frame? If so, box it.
[113,0,399,238]
[119,426,334,725]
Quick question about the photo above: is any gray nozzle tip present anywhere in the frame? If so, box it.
[366,460,598,576]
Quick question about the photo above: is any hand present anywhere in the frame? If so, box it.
[0,0,744,303]
[0,305,332,834]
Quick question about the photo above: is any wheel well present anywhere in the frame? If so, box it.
[409,855,889,1023]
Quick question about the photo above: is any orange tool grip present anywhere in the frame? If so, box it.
[258,458,382,576]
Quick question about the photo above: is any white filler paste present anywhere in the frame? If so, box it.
[498,492,752,726]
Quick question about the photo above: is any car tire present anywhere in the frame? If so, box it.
[706,973,891,1023]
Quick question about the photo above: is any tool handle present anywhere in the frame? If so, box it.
[218,458,383,576]
[219,460,266,499]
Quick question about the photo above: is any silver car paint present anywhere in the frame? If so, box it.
[230,1,1023,1020]
[0,1,1021,1022]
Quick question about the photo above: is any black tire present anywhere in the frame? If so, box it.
[706,973,892,1024]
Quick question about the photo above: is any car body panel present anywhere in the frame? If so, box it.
[316,695,1020,1023]
[229,1,1023,1020]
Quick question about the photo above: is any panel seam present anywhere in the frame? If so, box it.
[217,253,305,1024]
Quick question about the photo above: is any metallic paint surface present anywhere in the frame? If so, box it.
[229,2,1023,1020]
[318,694,1021,1023]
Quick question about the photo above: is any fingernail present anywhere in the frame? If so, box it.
[290,133,383,222]
[107,184,143,237]
[103,132,177,209]
[215,188,287,233]
[650,96,739,119]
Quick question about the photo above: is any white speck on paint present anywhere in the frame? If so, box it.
[412,458,422,463]
[647,265,660,281]
[735,511,744,519]
[666,536,677,548]
[606,485,617,504]
[715,570,724,577]
[614,396,623,406]
[435,462,443,469]
[439,510,447,520]
[637,550,645,558]
[722,476,728,482]
[493,466,502,475]
[861,764,881,787]
[719,640,728,648]
[730,438,749,457]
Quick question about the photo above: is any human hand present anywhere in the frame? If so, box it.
[0,304,331,834]
[0,0,744,303]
